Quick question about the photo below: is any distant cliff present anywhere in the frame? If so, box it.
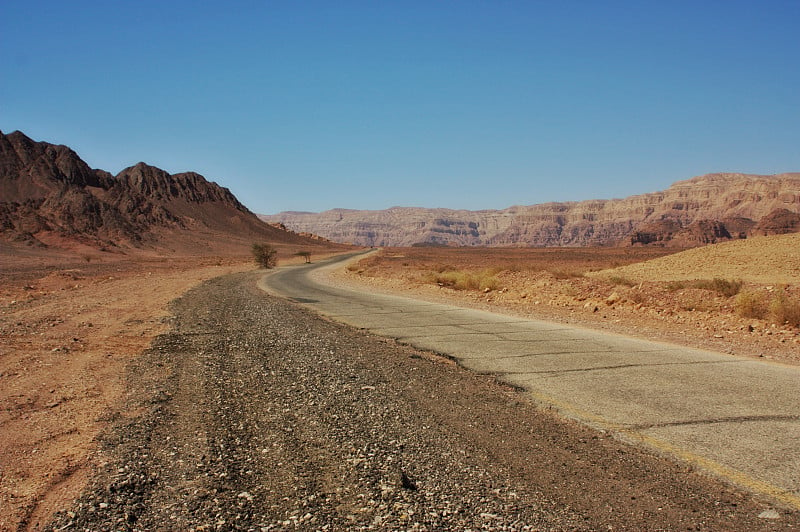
[261,173,800,247]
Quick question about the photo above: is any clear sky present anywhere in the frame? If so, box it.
[2,1,798,214]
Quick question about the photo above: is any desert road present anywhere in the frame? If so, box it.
[260,251,800,509]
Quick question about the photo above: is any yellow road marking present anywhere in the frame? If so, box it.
[528,390,800,510]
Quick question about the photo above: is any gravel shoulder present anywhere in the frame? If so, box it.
[47,272,797,530]
[0,256,254,531]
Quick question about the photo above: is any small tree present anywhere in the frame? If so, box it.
[295,251,312,263]
[252,243,278,269]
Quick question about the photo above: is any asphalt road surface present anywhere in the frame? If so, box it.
[260,251,800,511]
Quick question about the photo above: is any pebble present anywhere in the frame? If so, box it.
[758,509,780,519]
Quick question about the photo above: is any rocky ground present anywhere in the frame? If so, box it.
[43,272,797,530]
[0,254,256,530]
[3,240,799,530]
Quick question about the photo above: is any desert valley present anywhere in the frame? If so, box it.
[2,130,800,529]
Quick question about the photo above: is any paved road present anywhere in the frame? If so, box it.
[260,252,800,509]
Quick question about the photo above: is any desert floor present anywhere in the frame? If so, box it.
[339,235,800,366]
[0,246,336,530]
[1,236,797,529]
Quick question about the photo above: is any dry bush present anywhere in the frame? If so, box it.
[549,268,585,279]
[679,291,719,312]
[668,279,742,298]
[424,269,501,291]
[252,243,277,269]
[608,276,637,287]
[768,292,800,327]
[735,290,769,320]
[694,279,743,298]
[666,281,688,292]
[622,287,647,305]
[433,263,457,274]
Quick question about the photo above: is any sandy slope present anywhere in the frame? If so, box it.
[597,233,800,284]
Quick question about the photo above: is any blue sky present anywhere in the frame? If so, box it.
[2,1,798,214]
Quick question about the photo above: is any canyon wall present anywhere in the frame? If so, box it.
[261,173,800,247]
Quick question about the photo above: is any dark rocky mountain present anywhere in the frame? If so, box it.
[752,208,800,236]
[262,173,800,247]
[0,130,323,251]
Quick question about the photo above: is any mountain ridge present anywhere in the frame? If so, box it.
[0,129,330,253]
[261,172,800,247]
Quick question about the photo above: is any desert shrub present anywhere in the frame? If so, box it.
[694,279,743,298]
[768,292,800,327]
[668,279,742,298]
[666,281,688,292]
[560,284,579,297]
[623,287,647,305]
[424,269,501,291]
[608,276,636,287]
[433,263,457,274]
[734,290,769,319]
[252,243,278,269]
[679,294,718,312]
[549,268,585,279]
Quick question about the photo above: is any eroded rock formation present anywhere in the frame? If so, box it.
[0,130,315,250]
[261,173,800,247]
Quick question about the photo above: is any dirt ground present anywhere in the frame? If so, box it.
[1,236,798,530]
[45,272,798,531]
[0,245,337,531]
[341,236,800,366]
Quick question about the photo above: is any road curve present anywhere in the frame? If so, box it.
[260,252,800,509]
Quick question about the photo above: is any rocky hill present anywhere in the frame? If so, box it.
[261,173,800,247]
[0,130,329,253]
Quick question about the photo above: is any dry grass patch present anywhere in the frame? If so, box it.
[735,289,800,326]
[339,243,800,366]
[423,268,502,291]
[667,279,743,298]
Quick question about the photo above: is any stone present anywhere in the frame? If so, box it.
[758,509,780,519]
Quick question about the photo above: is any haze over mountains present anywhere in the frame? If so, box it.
[262,173,800,247]
[0,130,331,254]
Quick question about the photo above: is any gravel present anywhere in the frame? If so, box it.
[47,272,798,531]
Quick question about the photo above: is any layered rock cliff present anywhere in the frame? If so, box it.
[261,173,800,247]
